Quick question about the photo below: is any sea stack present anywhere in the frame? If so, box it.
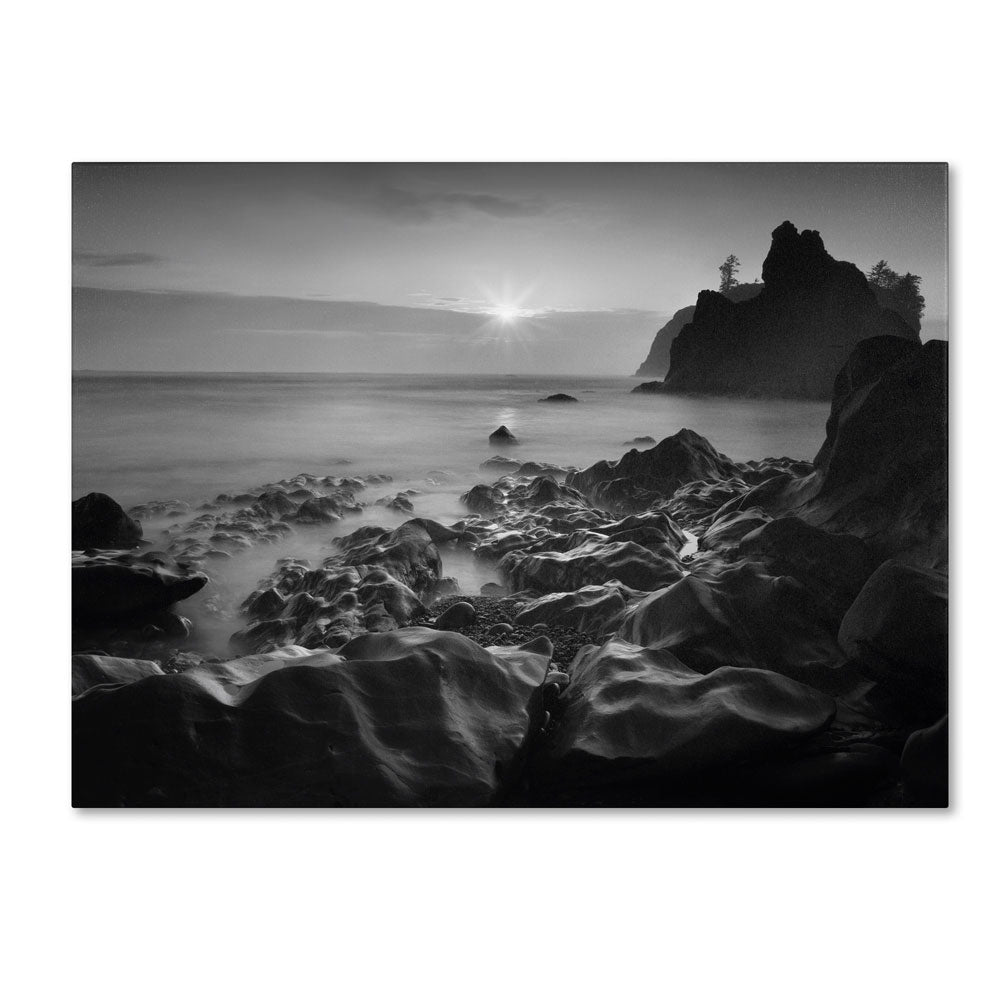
[636,221,918,399]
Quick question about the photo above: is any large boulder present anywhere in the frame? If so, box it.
[644,221,918,399]
[797,339,948,565]
[72,654,164,696]
[838,559,948,715]
[500,539,685,594]
[568,428,742,506]
[330,520,441,594]
[535,638,836,789]
[72,628,551,806]
[618,562,853,694]
[514,582,630,636]
[461,484,504,515]
[72,551,208,623]
[737,516,880,623]
[900,715,948,807]
[72,492,143,550]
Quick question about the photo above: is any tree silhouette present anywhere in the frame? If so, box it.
[718,254,741,293]
[868,259,899,289]
[867,260,925,331]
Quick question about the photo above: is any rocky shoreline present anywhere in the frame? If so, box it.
[71,336,948,808]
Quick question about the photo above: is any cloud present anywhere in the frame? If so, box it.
[369,184,544,223]
[73,250,167,268]
[72,286,664,374]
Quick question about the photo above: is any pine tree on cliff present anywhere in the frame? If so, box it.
[718,254,740,293]
[867,261,925,332]
[867,259,898,288]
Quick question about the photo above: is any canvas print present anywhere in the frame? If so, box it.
[71,163,948,807]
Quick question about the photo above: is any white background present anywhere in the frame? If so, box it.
[1,2,995,998]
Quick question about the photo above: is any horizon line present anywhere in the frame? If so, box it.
[72,368,647,378]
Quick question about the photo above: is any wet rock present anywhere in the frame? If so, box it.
[838,559,948,714]
[72,551,208,624]
[618,562,852,694]
[568,428,742,508]
[72,493,143,550]
[738,516,880,622]
[725,743,899,807]
[798,338,948,565]
[461,484,505,514]
[330,521,442,593]
[72,654,164,696]
[534,638,836,790]
[72,628,552,806]
[539,393,578,403]
[514,583,629,636]
[501,539,684,594]
[241,587,287,620]
[229,618,298,655]
[900,715,948,806]
[376,492,415,514]
[480,455,521,474]
[489,425,519,445]
[435,601,477,629]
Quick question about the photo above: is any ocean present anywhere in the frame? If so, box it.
[73,372,830,654]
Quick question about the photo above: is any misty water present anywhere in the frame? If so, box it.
[73,372,829,655]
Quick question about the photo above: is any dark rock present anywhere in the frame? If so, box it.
[435,601,477,629]
[461,484,504,515]
[725,743,899,807]
[622,436,656,446]
[72,493,143,550]
[72,654,164,696]
[900,715,948,806]
[480,455,521,474]
[568,428,741,505]
[330,520,441,594]
[838,559,948,714]
[514,583,628,635]
[539,393,578,403]
[647,221,918,399]
[500,538,684,594]
[72,552,208,624]
[633,284,763,377]
[241,586,287,620]
[489,425,519,445]
[72,628,551,806]
[229,618,297,655]
[797,339,947,565]
[738,516,880,623]
[618,561,853,694]
[534,638,836,789]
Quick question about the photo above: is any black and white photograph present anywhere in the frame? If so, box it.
[6,4,995,997]
[71,162,948,808]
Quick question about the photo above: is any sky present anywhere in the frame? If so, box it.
[72,163,948,373]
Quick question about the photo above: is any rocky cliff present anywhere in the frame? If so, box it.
[634,221,918,399]
[634,283,762,377]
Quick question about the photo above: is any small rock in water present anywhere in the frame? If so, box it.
[489,425,518,445]
[538,393,578,403]
[434,601,478,630]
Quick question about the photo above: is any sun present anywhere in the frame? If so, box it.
[493,304,521,324]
